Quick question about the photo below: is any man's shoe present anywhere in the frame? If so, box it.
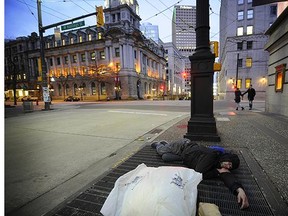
[242,107,244,110]
[249,108,252,110]
[159,140,169,145]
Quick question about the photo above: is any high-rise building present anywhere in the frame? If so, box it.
[218,0,278,100]
[172,5,197,97]
[140,22,160,44]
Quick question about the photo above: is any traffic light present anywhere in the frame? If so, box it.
[96,6,104,27]
[210,41,219,58]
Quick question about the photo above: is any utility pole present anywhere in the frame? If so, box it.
[37,0,50,110]
[36,0,97,109]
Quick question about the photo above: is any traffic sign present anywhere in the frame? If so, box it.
[61,21,85,31]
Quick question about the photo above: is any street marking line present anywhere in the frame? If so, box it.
[108,110,168,116]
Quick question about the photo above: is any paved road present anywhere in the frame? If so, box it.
[4,99,266,215]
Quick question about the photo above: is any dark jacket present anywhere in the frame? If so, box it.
[180,142,244,195]
[243,88,256,101]
[234,89,242,103]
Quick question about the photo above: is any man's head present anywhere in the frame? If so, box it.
[219,153,240,170]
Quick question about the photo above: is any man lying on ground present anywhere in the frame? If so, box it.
[151,138,249,209]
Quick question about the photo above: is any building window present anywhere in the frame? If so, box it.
[238,11,244,20]
[237,58,243,67]
[98,33,102,39]
[57,57,61,65]
[247,41,253,49]
[88,34,92,41]
[115,48,120,57]
[270,5,277,16]
[50,58,53,66]
[91,52,95,60]
[247,26,253,35]
[237,42,243,50]
[247,0,252,3]
[64,56,69,64]
[79,35,83,43]
[237,79,242,89]
[275,64,286,92]
[246,58,252,67]
[238,0,244,5]
[247,9,253,19]
[70,37,74,44]
[72,55,77,63]
[91,82,96,95]
[245,78,252,88]
[100,51,105,59]
[81,54,86,62]
[237,27,244,36]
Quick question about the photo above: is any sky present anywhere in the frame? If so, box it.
[4,0,220,42]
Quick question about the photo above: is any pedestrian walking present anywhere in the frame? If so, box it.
[242,85,256,110]
[234,88,244,110]
[151,138,249,210]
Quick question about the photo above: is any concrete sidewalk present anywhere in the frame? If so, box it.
[43,109,288,216]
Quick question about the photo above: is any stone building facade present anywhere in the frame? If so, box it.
[4,0,167,101]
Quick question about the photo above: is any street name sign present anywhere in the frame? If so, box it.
[61,21,85,31]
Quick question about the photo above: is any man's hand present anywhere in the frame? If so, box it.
[236,188,249,209]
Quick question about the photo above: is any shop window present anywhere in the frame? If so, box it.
[275,64,286,92]
[245,78,252,88]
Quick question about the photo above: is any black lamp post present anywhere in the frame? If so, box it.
[184,0,220,142]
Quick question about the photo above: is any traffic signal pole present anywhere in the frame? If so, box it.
[36,0,97,110]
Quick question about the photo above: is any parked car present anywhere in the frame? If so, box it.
[64,96,80,102]
[21,96,38,101]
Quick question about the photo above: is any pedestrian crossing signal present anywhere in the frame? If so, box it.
[96,6,104,27]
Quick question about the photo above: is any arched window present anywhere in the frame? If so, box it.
[91,82,96,95]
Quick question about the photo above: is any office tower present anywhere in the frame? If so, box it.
[218,0,277,100]
[172,5,197,98]
[140,22,160,44]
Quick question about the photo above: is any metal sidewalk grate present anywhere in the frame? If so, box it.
[50,145,276,216]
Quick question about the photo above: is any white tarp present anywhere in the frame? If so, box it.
[101,163,202,216]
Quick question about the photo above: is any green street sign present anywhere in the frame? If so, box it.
[61,21,85,31]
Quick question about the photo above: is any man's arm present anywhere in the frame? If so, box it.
[218,168,249,209]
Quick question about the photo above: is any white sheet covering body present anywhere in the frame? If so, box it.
[100,163,202,216]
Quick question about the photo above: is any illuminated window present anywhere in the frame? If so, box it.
[275,64,286,92]
[246,58,252,67]
[79,35,83,43]
[237,79,242,89]
[247,26,253,35]
[98,33,102,39]
[70,37,73,44]
[62,39,65,46]
[91,52,95,60]
[237,27,244,36]
[238,11,244,20]
[88,34,92,41]
[238,0,244,4]
[245,78,252,88]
